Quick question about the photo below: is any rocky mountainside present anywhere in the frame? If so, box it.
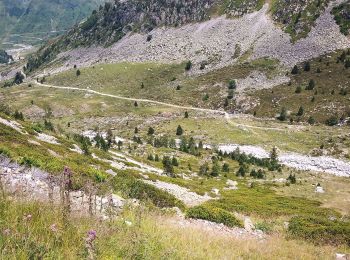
[25,0,350,75]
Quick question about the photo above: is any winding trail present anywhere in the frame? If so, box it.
[34,81,286,132]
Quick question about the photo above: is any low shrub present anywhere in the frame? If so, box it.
[186,205,242,228]
[112,176,184,209]
[288,216,350,246]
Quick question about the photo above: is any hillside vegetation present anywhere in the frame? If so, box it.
[0,0,106,45]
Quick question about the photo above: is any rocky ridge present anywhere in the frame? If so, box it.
[38,1,350,79]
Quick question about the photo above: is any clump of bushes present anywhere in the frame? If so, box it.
[288,216,350,246]
[111,176,184,209]
[186,205,242,228]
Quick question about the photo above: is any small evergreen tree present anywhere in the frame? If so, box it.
[162,156,174,177]
[222,163,230,173]
[228,80,236,89]
[287,174,296,184]
[291,65,299,74]
[307,116,315,125]
[277,107,288,121]
[295,86,302,93]
[148,127,155,135]
[270,147,278,162]
[185,61,192,71]
[176,125,183,136]
[172,157,179,166]
[224,98,229,107]
[184,111,189,118]
[211,161,220,177]
[304,62,310,71]
[296,106,304,116]
[117,140,123,150]
[155,154,159,162]
[306,79,315,90]
[76,70,81,76]
[199,162,209,176]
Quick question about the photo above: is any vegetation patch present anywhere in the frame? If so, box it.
[288,216,350,246]
[186,205,242,227]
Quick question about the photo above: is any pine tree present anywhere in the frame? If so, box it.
[278,107,288,121]
[176,125,183,136]
[295,86,302,93]
[306,79,315,90]
[162,156,174,176]
[117,140,123,150]
[307,116,315,125]
[184,111,189,118]
[224,98,229,107]
[134,101,138,107]
[291,65,299,74]
[222,163,230,173]
[134,127,138,134]
[148,127,155,135]
[296,106,304,116]
[304,62,310,71]
[172,157,179,166]
[211,161,220,177]
[270,147,278,162]
[185,61,192,71]
[199,162,209,176]
[76,70,81,76]
[228,80,236,89]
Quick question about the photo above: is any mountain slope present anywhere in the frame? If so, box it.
[0,0,106,45]
[25,0,350,74]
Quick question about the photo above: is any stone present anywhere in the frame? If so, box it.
[244,217,254,232]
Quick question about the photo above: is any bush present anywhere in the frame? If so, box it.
[288,216,350,246]
[185,61,192,71]
[277,107,288,121]
[186,205,242,227]
[0,147,11,157]
[325,116,339,126]
[295,86,302,93]
[305,79,315,90]
[111,176,184,209]
[291,65,299,74]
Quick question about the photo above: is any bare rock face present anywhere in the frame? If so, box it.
[0,156,124,217]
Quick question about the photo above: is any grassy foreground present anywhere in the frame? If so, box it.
[0,198,347,260]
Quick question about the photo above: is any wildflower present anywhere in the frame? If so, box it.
[87,230,97,242]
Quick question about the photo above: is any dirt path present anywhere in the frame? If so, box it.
[34,81,289,132]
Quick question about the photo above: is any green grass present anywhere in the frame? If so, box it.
[250,50,350,123]
[289,216,350,246]
[205,184,340,218]
[186,205,243,227]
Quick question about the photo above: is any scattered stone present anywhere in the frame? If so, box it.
[144,179,212,206]
[315,186,325,193]
[244,217,254,232]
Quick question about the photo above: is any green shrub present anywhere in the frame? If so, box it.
[0,147,11,157]
[112,176,184,209]
[288,216,350,246]
[186,205,242,227]
[20,156,41,167]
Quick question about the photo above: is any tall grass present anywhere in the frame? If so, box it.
[0,198,347,259]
